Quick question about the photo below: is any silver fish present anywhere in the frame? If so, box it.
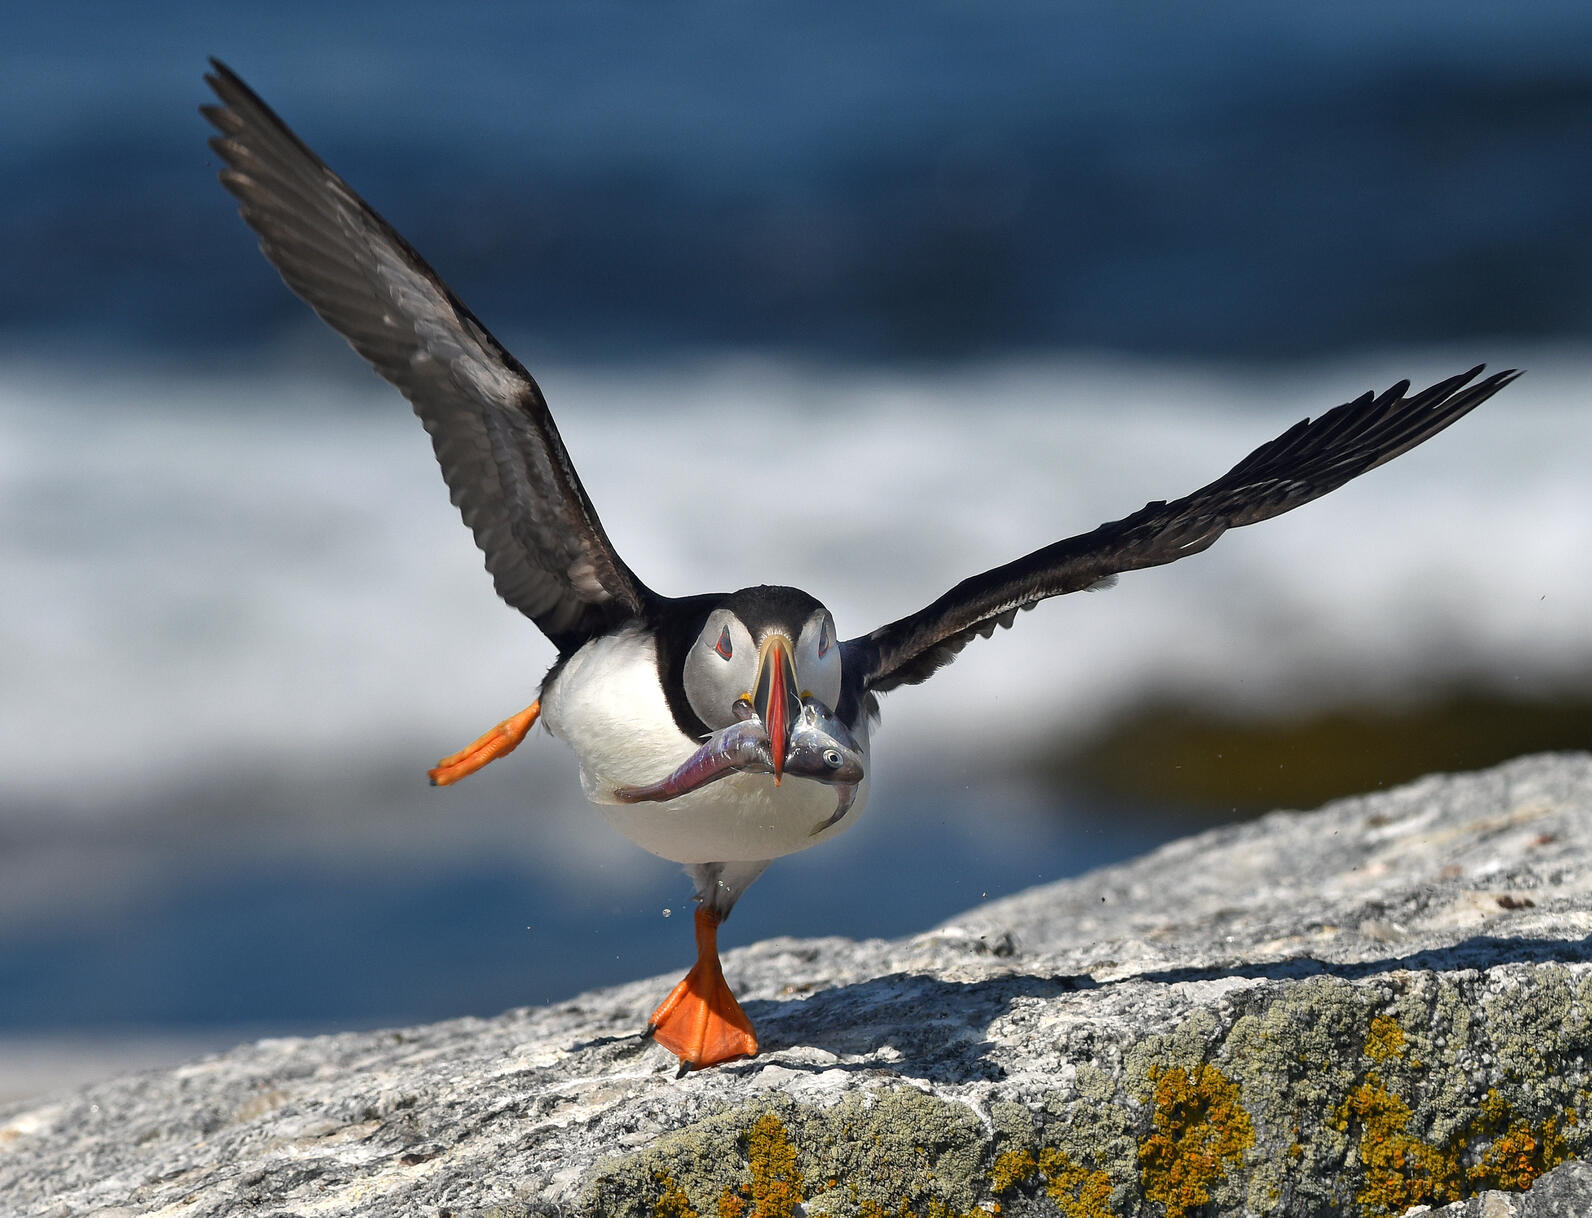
[808,783,859,837]
[723,695,863,790]
[612,718,773,804]
[782,698,866,836]
[785,698,865,786]
[614,697,866,835]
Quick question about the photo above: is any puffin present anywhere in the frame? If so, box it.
[202,60,1519,1072]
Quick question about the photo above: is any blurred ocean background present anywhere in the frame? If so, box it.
[3,1,1590,1099]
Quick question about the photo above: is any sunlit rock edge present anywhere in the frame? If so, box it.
[3,753,1592,1217]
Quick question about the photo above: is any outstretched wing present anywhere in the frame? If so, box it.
[202,60,650,653]
[846,365,1519,695]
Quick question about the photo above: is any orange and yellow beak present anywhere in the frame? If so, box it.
[751,633,801,783]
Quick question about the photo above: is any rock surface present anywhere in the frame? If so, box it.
[5,753,1592,1218]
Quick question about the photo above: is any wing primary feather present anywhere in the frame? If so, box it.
[202,60,652,652]
[850,365,1519,695]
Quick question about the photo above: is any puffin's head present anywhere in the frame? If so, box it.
[682,585,840,780]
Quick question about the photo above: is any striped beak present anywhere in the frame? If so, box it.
[751,633,800,783]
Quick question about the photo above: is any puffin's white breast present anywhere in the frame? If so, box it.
[539,626,871,865]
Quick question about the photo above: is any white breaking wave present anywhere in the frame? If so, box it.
[2,347,1587,826]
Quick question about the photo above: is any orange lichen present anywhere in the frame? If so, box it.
[743,1112,802,1218]
[1336,1075,1463,1216]
[1137,1064,1254,1218]
[1329,1016,1583,1215]
[988,1148,1037,1195]
[1466,1090,1574,1192]
[651,1171,701,1218]
[694,1113,802,1218]
[1038,1148,1115,1218]
[1364,1015,1406,1063]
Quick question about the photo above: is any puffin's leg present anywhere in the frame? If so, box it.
[427,701,540,787]
[646,906,758,1072]
[646,860,771,1073]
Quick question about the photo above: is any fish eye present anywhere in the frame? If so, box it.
[823,749,842,769]
[714,626,733,660]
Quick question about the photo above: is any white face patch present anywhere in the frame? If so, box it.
[682,610,759,729]
[794,610,842,710]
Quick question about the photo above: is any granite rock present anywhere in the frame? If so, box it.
[1418,1160,1592,1216]
[5,753,1592,1217]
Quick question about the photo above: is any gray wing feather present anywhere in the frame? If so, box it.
[202,60,648,651]
[847,365,1519,694]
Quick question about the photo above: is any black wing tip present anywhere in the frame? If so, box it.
[204,57,250,97]
[1359,363,1512,409]
[1432,363,1522,413]
[1456,362,1523,382]
[1432,363,1521,397]
[200,60,255,133]
[200,59,347,204]
[201,57,243,108]
[1333,362,1516,427]
[201,59,297,144]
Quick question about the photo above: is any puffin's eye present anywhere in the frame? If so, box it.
[818,623,832,657]
[714,626,734,660]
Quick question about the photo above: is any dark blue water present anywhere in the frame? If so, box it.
[0,774,1183,1030]
[4,1,1591,364]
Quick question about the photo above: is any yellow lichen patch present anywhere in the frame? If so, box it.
[1038,1148,1115,1218]
[1363,1015,1406,1063]
[705,1112,802,1218]
[1136,1064,1254,1218]
[652,1171,701,1218]
[1335,1075,1462,1217]
[1466,1090,1575,1192]
[744,1112,802,1218]
[988,1148,1037,1196]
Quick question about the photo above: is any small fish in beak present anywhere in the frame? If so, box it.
[611,718,773,804]
[785,698,865,786]
[783,698,867,836]
[613,690,866,810]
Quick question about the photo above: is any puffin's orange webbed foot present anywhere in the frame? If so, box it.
[427,701,540,786]
[647,907,758,1072]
